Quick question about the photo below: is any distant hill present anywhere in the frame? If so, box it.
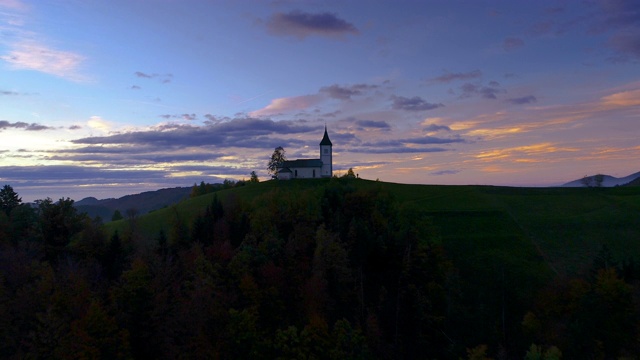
[562,171,640,187]
[623,176,640,186]
[75,186,192,221]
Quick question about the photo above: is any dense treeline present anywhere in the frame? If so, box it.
[189,179,248,198]
[1,181,640,359]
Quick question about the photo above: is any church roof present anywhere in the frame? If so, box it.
[279,159,323,168]
[319,127,332,146]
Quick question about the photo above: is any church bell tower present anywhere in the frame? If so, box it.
[319,126,332,177]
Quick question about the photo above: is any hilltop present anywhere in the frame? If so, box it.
[75,186,192,220]
[562,170,640,187]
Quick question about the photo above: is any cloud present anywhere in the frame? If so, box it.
[320,83,376,100]
[551,0,640,61]
[0,120,53,131]
[159,114,197,121]
[399,135,465,145]
[266,10,359,39]
[506,95,537,105]
[72,117,319,149]
[0,0,29,11]
[134,71,152,78]
[609,31,640,60]
[1,40,86,81]
[390,95,443,111]
[130,85,141,90]
[474,143,579,163]
[87,116,113,133]
[250,94,323,116]
[48,146,228,165]
[503,37,524,50]
[597,0,640,30]
[349,146,449,154]
[204,114,228,124]
[600,89,640,106]
[423,123,451,132]
[352,135,465,154]
[430,70,482,83]
[134,71,173,83]
[328,131,359,144]
[430,169,460,176]
[460,82,505,99]
[253,82,377,116]
[354,119,390,129]
[1,90,19,95]
[594,0,640,61]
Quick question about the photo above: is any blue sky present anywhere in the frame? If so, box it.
[1,0,639,201]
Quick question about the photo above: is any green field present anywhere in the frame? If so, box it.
[107,179,640,277]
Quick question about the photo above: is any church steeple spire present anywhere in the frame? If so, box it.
[319,126,333,177]
[320,125,332,146]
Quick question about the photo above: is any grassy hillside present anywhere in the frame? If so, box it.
[106,179,640,277]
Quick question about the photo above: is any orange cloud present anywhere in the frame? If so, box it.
[474,143,579,162]
[600,89,640,107]
[466,127,523,139]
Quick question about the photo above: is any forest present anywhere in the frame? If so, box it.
[1,180,639,359]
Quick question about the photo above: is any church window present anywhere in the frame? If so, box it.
[295,170,298,177]
[313,169,316,178]
[323,148,328,154]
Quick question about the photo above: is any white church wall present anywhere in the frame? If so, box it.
[291,167,321,179]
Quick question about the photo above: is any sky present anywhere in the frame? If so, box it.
[1,0,639,201]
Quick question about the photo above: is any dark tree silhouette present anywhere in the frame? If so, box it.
[111,209,123,222]
[344,168,356,178]
[0,185,21,216]
[37,197,85,261]
[268,146,286,176]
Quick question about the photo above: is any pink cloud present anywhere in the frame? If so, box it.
[0,0,29,11]
[1,40,87,81]
[250,94,323,117]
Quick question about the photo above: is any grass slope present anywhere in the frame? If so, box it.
[106,179,640,277]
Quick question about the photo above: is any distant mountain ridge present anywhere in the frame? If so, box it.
[562,171,640,187]
[75,186,192,221]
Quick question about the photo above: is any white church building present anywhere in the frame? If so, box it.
[276,127,332,180]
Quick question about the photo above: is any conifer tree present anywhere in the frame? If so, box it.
[0,184,21,216]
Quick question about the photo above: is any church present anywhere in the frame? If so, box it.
[276,127,332,180]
